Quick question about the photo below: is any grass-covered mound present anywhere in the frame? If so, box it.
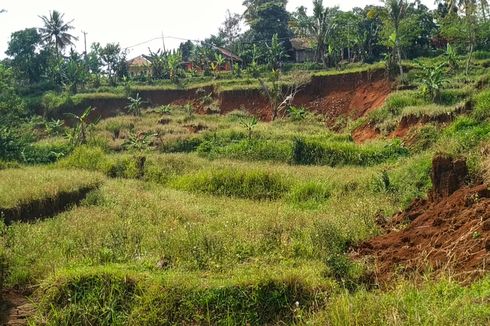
[0,167,103,223]
[33,266,332,325]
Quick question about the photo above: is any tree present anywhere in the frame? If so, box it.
[39,10,78,55]
[6,28,47,84]
[290,1,339,65]
[145,49,167,79]
[356,6,385,63]
[243,0,291,51]
[258,70,310,120]
[65,107,95,147]
[99,43,126,85]
[383,0,408,77]
[167,51,183,82]
[64,49,88,93]
[0,64,24,124]
[438,0,488,74]
[86,43,104,87]
[126,93,143,116]
[266,34,286,69]
[179,41,195,62]
[219,10,242,50]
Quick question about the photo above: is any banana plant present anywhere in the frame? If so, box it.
[122,130,156,151]
[416,60,447,102]
[446,43,459,71]
[65,107,96,147]
[167,51,182,82]
[127,93,144,116]
[240,116,258,140]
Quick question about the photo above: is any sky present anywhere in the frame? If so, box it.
[0,0,433,59]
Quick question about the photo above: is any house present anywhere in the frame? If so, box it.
[213,46,242,71]
[183,46,242,72]
[127,55,152,78]
[290,38,316,63]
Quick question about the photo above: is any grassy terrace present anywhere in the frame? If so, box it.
[0,167,103,209]
[1,59,489,325]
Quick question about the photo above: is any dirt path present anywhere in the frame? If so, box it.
[0,292,34,326]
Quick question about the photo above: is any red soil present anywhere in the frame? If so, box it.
[59,69,392,123]
[295,71,391,121]
[354,156,490,284]
[352,123,381,143]
[352,100,473,143]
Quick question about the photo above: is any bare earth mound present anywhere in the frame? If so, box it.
[355,156,490,284]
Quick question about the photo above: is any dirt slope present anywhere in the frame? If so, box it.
[355,156,490,284]
[61,69,391,122]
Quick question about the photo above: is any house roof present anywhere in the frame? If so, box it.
[213,46,242,62]
[127,55,151,67]
[290,38,315,51]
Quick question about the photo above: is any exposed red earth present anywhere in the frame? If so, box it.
[354,156,490,284]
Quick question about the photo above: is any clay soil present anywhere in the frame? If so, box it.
[74,69,392,123]
[354,157,490,284]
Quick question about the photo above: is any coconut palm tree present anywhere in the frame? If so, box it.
[39,10,78,55]
[383,0,408,77]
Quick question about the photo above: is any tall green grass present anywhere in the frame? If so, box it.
[0,167,103,209]
[312,277,490,325]
[171,168,291,200]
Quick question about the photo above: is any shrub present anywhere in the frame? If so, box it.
[473,50,490,60]
[386,154,432,206]
[199,139,292,162]
[292,138,407,166]
[160,136,202,153]
[438,88,470,106]
[21,141,71,164]
[172,168,291,200]
[58,146,111,172]
[0,127,25,161]
[404,124,440,152]
[320,277,490,326]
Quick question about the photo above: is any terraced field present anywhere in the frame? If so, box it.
[1,63,489,325]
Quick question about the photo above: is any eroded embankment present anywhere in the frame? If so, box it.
[1,186,97,224]
[354,155,490,284]
[353,100,473,143]
[56,69,391,122]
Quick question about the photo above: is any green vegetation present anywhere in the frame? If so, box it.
[0,0,489,324]
[0,167,102,209]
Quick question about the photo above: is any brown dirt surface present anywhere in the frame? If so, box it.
[352,123,381,143]
[354,156,490,284]
[353,100,473,143]
[67,69,392,123]
[0,292,34,325]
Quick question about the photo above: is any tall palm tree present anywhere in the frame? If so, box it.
[383,0,408,77]
[39,10,78,55]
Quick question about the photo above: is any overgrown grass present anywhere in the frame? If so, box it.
[171,168,291,200]
[312,276,490,325]
[0,167,103,209]
[33,264,333,325]
[3,178,392,287]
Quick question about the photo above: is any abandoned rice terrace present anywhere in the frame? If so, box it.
[1,0,490,325]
